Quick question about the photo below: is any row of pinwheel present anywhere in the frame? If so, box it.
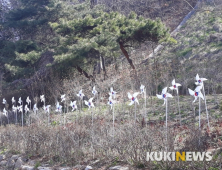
[0,74,209,129]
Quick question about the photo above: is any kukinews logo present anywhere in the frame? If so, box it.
[146,152,212,161]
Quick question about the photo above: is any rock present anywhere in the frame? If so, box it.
[28,160,36,166]
[15,158,24,169]
[109,166,129,170]
[0,160,7,166]
[21,156,29,162]
[60,168,72,170]
[213,24,222,32]
[11,155,19,161]
[21,165,34,170]
[37,167,52,170]
[6,158,15,169]
[0,155,5,161]
[209,33,222,42]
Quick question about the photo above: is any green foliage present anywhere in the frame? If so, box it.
[176,47,192,57]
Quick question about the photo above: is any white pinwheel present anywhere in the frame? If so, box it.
[195,74,207,86]
[61,94,66,102]
[18,97,22,105]
[17,105,23,113]
[107,96,115,109]
[140,84,145,94]
[128,92,140,106]
[77,89,85,99]
[12,105,17,112]
[40,95,45,103]
[12,97,15,104]
[24,104,29,113]
[156,87,173,105]
[3,108,7,117]
[70,101,77,111]
[92,86,98,96]
[169,79,181,94]
[188,86,204,103]
[109,87,117,99]
[26,96,31,105]
[194,73,210,127]
[55,102,63,113]
[169,79,182,125]
[43,105,51,113]
[2,98,6,104]
[84,98,95,109]
[33,104,38,112]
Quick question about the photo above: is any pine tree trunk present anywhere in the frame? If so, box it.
[119,42,135,69]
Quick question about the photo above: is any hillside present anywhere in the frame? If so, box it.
[0,0,222,170]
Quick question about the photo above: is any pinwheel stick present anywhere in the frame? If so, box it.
[199,97,201,145]
[144,89,147,126]
[91,108,95,159]
[166,98,168,152]
[199,97,201,131]
[202,83,210,127]
[113,104,115,143]
[134,102,136,125]
[177,93,181,126]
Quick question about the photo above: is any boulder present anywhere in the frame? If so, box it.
[0,160,7,166]
[15,158,24,169]
[0,155,5,161]
[21,165,34,170]
[37,167,52,170]
[213,24,222,32]
[109,166,129,170]
[209,33,222,42]
[11,155,19,161]
[6,158,15,169]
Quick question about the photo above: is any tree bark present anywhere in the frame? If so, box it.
[119,42,136,70]
[76,66,95,81]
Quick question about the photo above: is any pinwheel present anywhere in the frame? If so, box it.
[107,96,115,110]
[2,98,6,104]
[43,105,51,113]
[84,98,95,110]
[40,95,45,107]
[61,94,66,102]
[43,105,51,125]
[156,87,173,150]
[128,92,140,124]
[12,105,17,112]
[24,104,29,114]
[140,84,145,94]
[11,97,15,104]
[195,74,209,127]
[77,89,85,112]
[92,86,97,96]
[109,87,117,99]
[188,86,204,103]
[3,108,7,117]
[3,108,9,124]
[17,105,23,113]
[18,97,22,105]
[18,97,24,127]
[33,104,38,113]
[169,79,182,126]
[107,95,116,141]
[70,101,77,111]
[77,89,85,99]
[26,96,31,105]
[140,84,147,125]
[55,102,63,113]
[188,86,204,131]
